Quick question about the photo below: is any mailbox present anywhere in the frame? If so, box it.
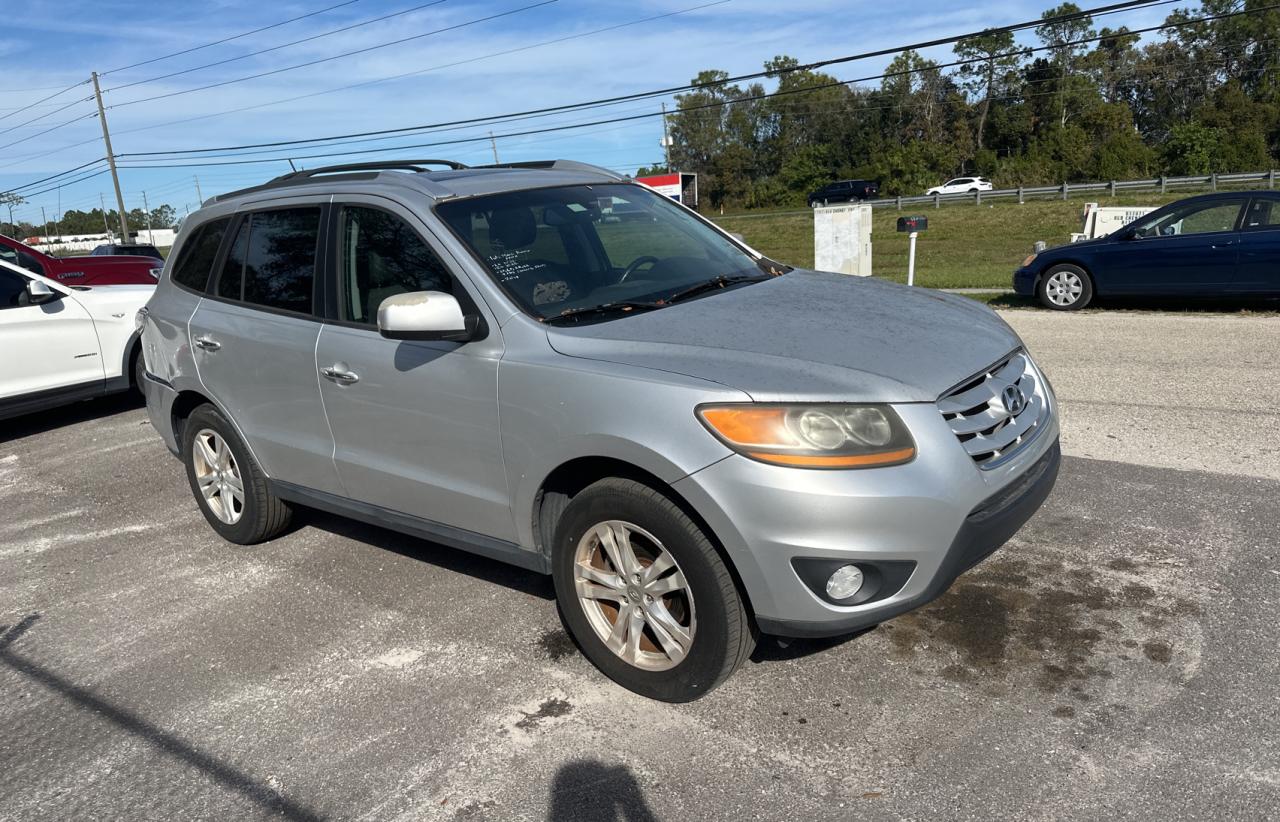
[897,215,928,233]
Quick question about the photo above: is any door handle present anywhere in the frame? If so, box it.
[194,335,221,351]
[321,365,359,384]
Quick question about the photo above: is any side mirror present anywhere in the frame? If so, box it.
[26,279,58,305]
[377,291,475,342]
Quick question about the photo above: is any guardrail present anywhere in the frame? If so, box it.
[871,169,1279,210]
[713,170,1280,220]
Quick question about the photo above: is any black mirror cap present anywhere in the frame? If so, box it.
[379,313,486,343]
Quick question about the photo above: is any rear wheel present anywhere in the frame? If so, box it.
[131,346,145,397]
[181,404,291,544]
[552,478,753,702]
[1038,264,1094,310]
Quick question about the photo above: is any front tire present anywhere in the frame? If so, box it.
[552,478,754,702]
[1038,264,1094,310]
[181,404,291,544]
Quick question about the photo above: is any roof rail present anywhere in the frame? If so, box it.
[206,159,469,204]
[472,159,626,180]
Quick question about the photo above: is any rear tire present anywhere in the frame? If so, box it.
[1038,264,1094,310]
[181,403,292,544]
[552,478,753,702]
[131,346,145,397]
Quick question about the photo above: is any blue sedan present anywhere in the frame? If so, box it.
[1014,191,1280,309]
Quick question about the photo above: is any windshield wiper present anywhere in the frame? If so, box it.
[664,273,775,306]
[542,300,664,325]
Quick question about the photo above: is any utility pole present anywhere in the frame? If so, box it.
[41,206,49,242]
[489,132,500,164]
[100,193,111,238]
[193,176,203,203]
[661,102,672,171]
[91,71,130,242]
[142,190,153,245]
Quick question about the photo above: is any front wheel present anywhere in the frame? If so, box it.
[552,478,754,702]
[1038,264,1094,310]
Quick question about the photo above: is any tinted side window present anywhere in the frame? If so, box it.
[0,267,26,309]
[217,218,249,300]
[338,207,453,325]
[1243,199,1280,230]
[241,209,320,314]
[171,218,230,292]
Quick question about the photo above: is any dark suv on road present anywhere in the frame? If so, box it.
[808,179,879,207]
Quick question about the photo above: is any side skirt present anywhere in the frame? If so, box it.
[268,479,550,574]
[0,380,108,422]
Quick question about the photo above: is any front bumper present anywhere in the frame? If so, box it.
[672,401,1060,639]
[1013,266,1037,295]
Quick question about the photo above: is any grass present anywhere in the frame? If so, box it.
[711,191,1234,289]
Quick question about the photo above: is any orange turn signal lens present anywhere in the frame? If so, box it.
[745,448,916,468]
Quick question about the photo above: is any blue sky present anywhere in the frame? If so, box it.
[0,0,1177,227]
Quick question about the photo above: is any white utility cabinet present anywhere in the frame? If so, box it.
[814,203,873,276]
[1071,202,1157,242]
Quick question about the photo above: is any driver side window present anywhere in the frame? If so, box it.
[1135,200,1244,238]
[0,268,27,309]
[338,206,454,325]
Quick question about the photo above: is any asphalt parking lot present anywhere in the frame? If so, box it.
[2,309,1278,821]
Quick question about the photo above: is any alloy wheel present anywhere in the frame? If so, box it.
[572,520,696,671]
[192,428,244,525]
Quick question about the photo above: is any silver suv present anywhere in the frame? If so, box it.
[140,159,1060,701]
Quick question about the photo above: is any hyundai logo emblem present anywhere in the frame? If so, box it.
[1001,384,1027,415]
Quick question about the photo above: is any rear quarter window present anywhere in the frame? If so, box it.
[170,218,230,293]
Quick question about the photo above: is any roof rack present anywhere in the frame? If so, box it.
[472,159,626,180]
[207,159,469,203]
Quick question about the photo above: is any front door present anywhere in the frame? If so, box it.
[1099,197,1245,294]
[315,201,514,541]
[1234,196,1280,293]
[189,204,343,494]
[0,268,102,400]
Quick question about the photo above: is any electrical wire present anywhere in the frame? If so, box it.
[105,1,560,110]
[99,0,363,76]
[105,0,449,93]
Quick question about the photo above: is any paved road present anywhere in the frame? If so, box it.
[2,311,1277,821]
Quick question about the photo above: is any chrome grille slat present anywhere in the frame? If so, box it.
[938,351,1048,469]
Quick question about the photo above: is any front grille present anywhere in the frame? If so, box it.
[938,351,1048,469]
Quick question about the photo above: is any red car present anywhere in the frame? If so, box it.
[0,234,161,286]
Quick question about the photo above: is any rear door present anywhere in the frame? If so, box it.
[189,202,343,494]
[0,267,102,400]
[1096,197,1245,294]
[314,198,514,540]
[1234,196,1280,293]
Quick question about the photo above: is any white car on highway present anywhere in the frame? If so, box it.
[0,258,153,420]
[927,176,994,195]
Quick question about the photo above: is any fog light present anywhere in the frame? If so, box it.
[825,565,864,601]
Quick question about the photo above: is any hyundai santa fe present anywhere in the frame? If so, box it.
[139,159,1060,702]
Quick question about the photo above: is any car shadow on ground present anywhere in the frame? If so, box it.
[1,392,144,445]
[988,293,1280,313]
[295,507,557,601]
[0,614,323,822]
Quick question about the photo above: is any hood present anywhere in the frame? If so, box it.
[546,270,1021,403]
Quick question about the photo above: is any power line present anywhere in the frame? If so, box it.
[115,0,1170,158]
[0,79,91,124]
[105,0,449,93]
[106,1,560,110]
[0,111,97,154]
[117,2,1280,171]
[4,158,107,194]
[100,0,363,76]
[99,0,731,142]
[16,168,111,200]
[0,95,94,138]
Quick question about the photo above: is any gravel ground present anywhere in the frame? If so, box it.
[1,310,1277,821]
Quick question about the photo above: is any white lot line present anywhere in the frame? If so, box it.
[0,523,164,560]
[1002,311,1280,481]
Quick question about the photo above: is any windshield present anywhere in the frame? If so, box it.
[436,184,763,321]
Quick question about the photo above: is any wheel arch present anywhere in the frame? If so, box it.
[531,455,757,625]
[1035,258,1096,291]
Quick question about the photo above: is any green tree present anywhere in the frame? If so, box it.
[1035,3,1096,127]
[954,29,1026,152]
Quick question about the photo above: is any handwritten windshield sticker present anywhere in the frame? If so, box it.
[488,248,548,283]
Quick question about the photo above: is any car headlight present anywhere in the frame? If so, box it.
[696,404,915,469]
[1021,254,1037,268]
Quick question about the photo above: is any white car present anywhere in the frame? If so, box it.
[0,258,154,421]
[926,177,994,196]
